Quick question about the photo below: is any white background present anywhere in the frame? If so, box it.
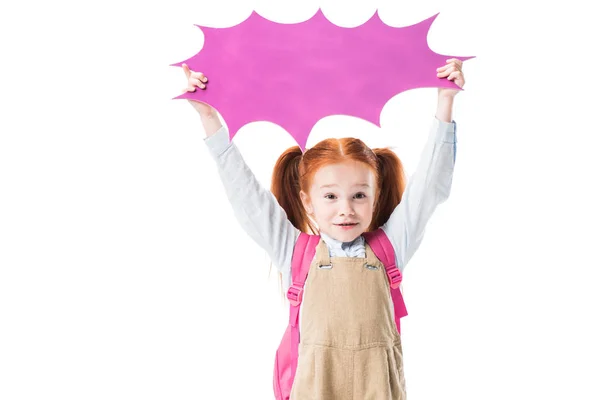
[1,0,599,399]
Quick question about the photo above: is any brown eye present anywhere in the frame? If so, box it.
[355,193,366,199]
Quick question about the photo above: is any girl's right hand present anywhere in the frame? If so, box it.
[182,63,223,136]
[182,63,216,118]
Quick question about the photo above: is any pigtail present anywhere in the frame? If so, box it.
[270,146,316,299]
[271,146,315,234]
[371,148,407,230]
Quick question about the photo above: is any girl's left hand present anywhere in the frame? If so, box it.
[437,58,465,98]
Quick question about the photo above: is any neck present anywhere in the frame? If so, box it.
[320,231,362,245]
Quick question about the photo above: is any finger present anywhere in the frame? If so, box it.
[437,59,462,73]
[437,65,458,78]
[192,72,208,83]
[182,63,191,78]
[183,85,197,93]
[436,64,449,72]
[447,71,464,87]
[446,70,461,80]
[446,58,463,68]
[436,63,457,74]
[436,66,449,76]
[190,77,206,89]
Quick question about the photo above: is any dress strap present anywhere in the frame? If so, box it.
[314,238,331,267]
[364,243,383,268]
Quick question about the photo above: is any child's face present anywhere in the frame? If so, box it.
[300,160,376,242]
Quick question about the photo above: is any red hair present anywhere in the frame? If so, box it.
[271,137,407,233]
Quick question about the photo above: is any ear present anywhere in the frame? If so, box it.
[300,190,313,215]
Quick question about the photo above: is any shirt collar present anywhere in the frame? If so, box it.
[320,231,364,251]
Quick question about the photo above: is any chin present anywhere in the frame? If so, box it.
[332,225,364,242]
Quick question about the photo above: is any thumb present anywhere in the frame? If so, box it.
[182,63,191,78]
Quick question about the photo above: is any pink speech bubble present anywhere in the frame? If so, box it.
[172,9,474,150]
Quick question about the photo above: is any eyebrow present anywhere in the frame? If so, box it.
[319,183,371,189]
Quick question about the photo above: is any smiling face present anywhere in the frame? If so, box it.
[300,160,377,242]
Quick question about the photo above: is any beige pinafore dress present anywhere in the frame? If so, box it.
[290,238,407,400]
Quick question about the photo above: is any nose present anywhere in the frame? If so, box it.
[338,198,355,216]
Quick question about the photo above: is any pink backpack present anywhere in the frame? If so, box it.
[272,228,408,399]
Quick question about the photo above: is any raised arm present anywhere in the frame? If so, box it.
[381,59,464,272]
[183,65,299,286]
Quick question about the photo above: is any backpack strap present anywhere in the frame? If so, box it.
[363,228,408,333]
[286,232,320,382]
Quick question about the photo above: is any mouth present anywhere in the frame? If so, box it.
[335,223,358,230]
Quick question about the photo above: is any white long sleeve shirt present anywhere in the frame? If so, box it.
[204,118,457,291]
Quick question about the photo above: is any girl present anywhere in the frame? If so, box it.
[182,59,464,399]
